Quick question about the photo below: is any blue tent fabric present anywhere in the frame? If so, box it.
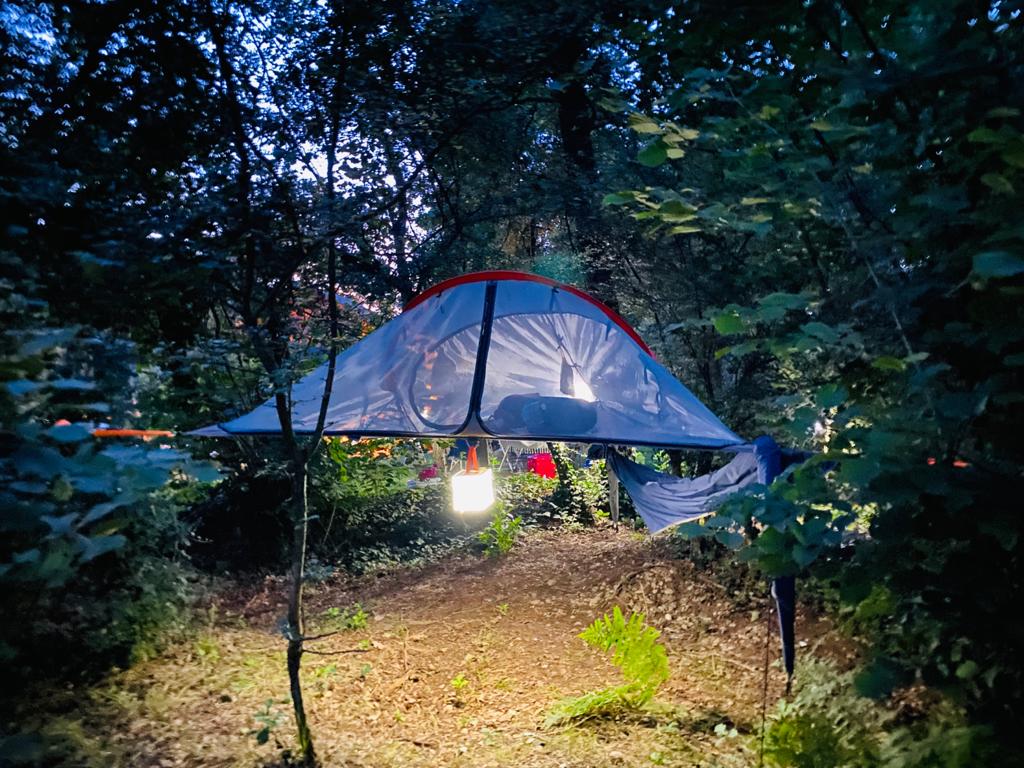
[606,448,760,534]
[197,273,745,450]
[608,435,800,683]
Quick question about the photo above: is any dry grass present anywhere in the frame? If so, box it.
[31,527,839,767]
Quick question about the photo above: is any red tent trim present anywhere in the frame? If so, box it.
[404,270,655,357]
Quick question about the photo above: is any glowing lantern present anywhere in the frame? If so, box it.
[451,445,494,513]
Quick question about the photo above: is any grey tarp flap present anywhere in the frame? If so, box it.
[606,448,759,534]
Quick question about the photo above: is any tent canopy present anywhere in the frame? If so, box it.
[202,271,744,450]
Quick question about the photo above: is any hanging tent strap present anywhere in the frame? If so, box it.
[753,435,797,691]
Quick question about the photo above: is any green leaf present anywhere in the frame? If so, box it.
[78,534,127,562]
[667,127,699,141]
[713,312,745,335]
[674,521,710,540]
[597,94,629,112]
[968,127,1005,144]
[973,251,1024,278]
[637,141,668,167]
[18,328,77,357]
[758,293,806,309]
[1002,142,1024,168]
[659,199,698,219]
[668,225,701,235]
[872,356,906,371]
[800,321,841,343]
[41,514,77,537]
[956,660,980,680]
[740,197,771,205]
[628,113,662,134]
[602,192,636,206]
[981,173,1014,194]
[791,544,818,568]
[715,530,745,549]
[809,120,834,131]
[815,383,848,409]
[13,549,41,565]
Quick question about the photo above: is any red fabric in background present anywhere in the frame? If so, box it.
[527,452,556,478]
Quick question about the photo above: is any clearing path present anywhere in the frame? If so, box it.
[68,528,833,767]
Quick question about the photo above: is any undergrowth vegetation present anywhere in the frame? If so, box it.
[478,505,523,557]
[546,606,669,727]
[763,658,998,768]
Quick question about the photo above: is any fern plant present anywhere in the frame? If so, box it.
[545,606,670,727]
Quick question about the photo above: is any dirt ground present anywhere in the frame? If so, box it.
[50,527,837,767]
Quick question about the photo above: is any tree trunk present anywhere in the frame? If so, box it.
[286,459,316,765]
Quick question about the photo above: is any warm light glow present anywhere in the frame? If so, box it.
[573,369,597,402]
[451,467,495,513]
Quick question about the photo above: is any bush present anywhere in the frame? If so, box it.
[0,322,216,688]
[576,459,609,518]
[310,483,490,574]
[497,470,556,509]
[763,658,1001,768]
[478,507,523,557]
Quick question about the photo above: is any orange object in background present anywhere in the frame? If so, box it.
[92,429,175,441]
[927,456,970,468]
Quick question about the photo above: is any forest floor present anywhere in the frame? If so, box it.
[41,527,840,767]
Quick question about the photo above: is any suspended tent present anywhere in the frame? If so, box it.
[209,271,744,448]
[194,271,797,680]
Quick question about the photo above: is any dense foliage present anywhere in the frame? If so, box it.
[2,0,1022,763]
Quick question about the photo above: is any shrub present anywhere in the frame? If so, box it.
[0,323,216,686]
[324,437,419,499]
[545,606,669,727]
[576,459,609,518]
[478,507,523,557]
[763,658,1001,768]
[310,484,488,573]
[497,470,556,508]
